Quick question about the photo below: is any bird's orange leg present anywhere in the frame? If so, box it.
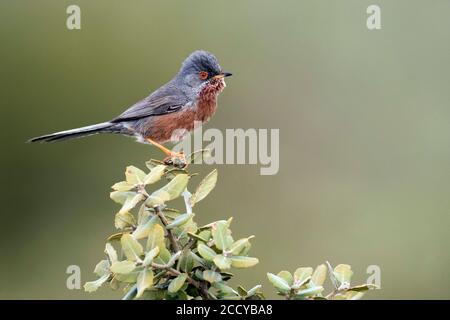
[145,138,187,168]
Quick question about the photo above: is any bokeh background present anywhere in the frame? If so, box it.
[1,0,449,299]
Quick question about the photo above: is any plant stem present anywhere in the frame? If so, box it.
[154,205,181,252]
[151,262,214,300]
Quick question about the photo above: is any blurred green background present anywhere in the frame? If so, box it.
[1,0,449,299]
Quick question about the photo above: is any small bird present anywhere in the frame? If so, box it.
[29,50,232,166]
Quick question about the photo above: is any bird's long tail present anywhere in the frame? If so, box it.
[28,122,119,143]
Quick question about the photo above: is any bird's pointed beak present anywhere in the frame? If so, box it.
[214,72,233,79]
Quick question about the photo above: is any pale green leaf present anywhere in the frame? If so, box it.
[94,260,110,277]
[295,286,324,298]
[133,215,158,240]
[154,247,171,264]
[110,260,136,274]
[333,264,353,289]
[110,191,135,205]
[146,224,165,251]
[168,273,187,293]
[143,165,166,185]
[111,181,135,191]
[247,285,262,297]
[178,250,194,272]
[294,267,313,286]
[166,212,194,229]
[213,282,238,295]
[125,166,146,185]
[119,193,144,214]
[121,234,144,261]
[114,270,139,283]
[277,271,294,286]
[212,220,232,251]
[309,264,327,287]
[230,256,259,268]
[143,247,160,266]
[151,174,189,202]
[84,274,109,293]
[228,236,254,255]
[114,211,136,230]
[348,284,378,292]
[136,269,154,299]
[105,243,118,263]
[213,254,231,270]
[203,270,222,283]
[267,273,291,292]
[197,243,217,261]
[190,169,218,206]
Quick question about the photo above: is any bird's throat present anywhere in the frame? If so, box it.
[196,78,225,123]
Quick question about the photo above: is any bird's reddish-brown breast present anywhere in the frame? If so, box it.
[145,78,225,143]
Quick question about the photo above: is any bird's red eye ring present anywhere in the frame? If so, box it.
[199,71,209,80]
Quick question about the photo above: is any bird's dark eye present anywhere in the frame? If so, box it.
[199,71,209,80]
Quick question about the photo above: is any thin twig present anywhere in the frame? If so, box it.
[154,205,181,252]
[151,262,213,300]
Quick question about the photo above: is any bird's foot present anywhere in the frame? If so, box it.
[163,151,187,169]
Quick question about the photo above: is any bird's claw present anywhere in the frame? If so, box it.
[163,152,188,169]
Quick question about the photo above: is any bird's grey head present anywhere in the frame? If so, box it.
[177,50,232,91]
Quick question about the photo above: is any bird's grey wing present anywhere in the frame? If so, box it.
[111,94,188,123]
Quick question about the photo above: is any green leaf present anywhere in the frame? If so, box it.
[114,211,136,229]
[121,234,144,261]
[277,271,294,286]
[190,169,218,206]
[212,220,232,251]
[154,247,171,264]
[348,284,378,292]
[143,247,160,266]
[111,181,134,191]
[294,267,313,284]
[338,290,365,300]
[197,243,217,261]
[309,264,327,287]
[151,174,189,202]
[168,273,188,293]
[125,166,146,185]
[213,254,232,270]
[114,270,140,283]
[145,195,166,207]
[136,269,154,299]
[119,193,144,214]
[213,282,238,295]
[203,270,222,283]
[143,165,166,185]
[247,285,262,297]
[104,243,118,263]
[84,274,109,293]
[178,250,194,272]
[295,286,324,298]
[237,286,248,297]
[187,232,209,243]
[166,212,194,229]
[230,256,259,268]
[228,236,254,255]
[110,191,135,205]
[94,260,110,277]
[133,215,158,240]
[267,273,291,293]
[110,260,136,274]
[146,224,165,251]
[333,264,353,289]
[166,251,182,268]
